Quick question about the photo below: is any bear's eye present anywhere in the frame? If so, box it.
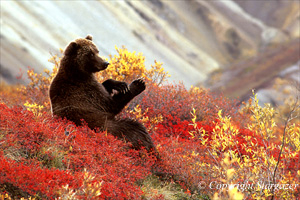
[90,53,94,57]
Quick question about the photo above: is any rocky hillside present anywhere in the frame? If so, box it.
[206,39,300,104]
[1,0,299,102]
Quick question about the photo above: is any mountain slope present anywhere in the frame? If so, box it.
[206,39,300,104]
[1,0,299,95]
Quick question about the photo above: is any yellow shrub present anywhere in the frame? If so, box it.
[97,46,169,85]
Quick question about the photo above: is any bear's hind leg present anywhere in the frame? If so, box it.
[105,118,156,153]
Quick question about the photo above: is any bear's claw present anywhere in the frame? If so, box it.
[114,82,129,94]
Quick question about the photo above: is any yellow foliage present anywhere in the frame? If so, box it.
[212,153,244,200]
[129,104,150,125]
[244,91,277,140]
[189,108,208,145]
[128,104,163,132]
[0,193,36,200]
[97,46,169,85]
[18,56,59,110]
[24,101,44,118]
[211,110,240,152]
[57,169,102,199]
[228,187,244,200]
[189,91,299,199]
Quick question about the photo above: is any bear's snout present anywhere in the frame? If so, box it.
[104,61,110,69]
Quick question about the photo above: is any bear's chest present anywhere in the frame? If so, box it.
[74,82,111,107]
[82,82,108,98]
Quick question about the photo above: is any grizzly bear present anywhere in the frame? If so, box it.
[49,35,156,153]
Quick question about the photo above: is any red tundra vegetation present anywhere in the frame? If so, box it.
[0,47,299,199]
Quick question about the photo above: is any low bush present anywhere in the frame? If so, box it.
[0,46,299,199]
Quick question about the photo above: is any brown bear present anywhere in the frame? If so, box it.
[49,35,157,153]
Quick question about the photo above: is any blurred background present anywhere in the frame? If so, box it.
[1,0,299,105]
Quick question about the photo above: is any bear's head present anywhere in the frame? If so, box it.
[63,35,109,73]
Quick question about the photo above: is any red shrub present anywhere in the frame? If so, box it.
[133,83,241,124]
[0,154,82,199]
[0,103,154,199]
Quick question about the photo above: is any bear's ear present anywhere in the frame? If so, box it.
[64,42,78,56]
[85,35,93,41]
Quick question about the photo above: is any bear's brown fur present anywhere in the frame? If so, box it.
[49,35,156,153]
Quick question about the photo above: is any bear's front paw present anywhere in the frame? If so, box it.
[129,78,146,96]
[114,82,129,94]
